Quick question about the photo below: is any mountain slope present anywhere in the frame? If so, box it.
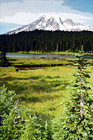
[7,15,93,34]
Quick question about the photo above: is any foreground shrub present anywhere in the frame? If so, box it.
[1,107,51,140]
[0,102,24,140]
[20,109,51,140]
[0,85,16,125]
[0,86,52,140]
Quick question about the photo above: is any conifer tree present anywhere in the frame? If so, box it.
[52,47,93,140]
[0,46,10,66]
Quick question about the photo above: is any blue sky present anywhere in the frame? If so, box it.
[0,22,22,34]
[0,0,93,34]
[63,0,93,13]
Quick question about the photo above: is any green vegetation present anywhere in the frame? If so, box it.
[0,86,51,140]
[0,56,93,139]
[0,47,10,66]
[17,50,93,55]
[9,57,74,67]
[0,58,74,117]
[0,57,92,116]
[52,49,93,139]
[0,31,93,53]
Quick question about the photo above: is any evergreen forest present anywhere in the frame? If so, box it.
[0,30,93,53]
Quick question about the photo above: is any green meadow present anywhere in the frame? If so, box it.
[0,57,93,118]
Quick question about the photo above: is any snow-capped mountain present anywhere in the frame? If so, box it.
[7,15,93,34]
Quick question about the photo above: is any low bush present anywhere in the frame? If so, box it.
[0,86,52,140]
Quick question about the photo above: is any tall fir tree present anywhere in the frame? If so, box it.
[52,47,93,140]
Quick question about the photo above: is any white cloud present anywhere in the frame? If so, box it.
[0,0,64,17]
[0,0,93,27]
[0,12,42,24]
[0,11,92,26]
[0,0,23,3]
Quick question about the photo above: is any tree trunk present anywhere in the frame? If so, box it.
[79,73,84,120]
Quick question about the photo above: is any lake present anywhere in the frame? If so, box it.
[6,53,93,59]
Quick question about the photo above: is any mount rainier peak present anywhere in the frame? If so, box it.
[7,15,93,34]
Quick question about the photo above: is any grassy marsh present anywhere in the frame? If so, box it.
[0,57,93,118]
[17,51,93,55]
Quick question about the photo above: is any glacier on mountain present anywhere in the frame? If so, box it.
[7,15,93,34]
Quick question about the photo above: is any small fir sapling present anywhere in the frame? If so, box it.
[52,47,93,140]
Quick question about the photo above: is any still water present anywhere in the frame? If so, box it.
[6,53,93,59]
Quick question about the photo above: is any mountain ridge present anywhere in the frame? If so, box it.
[7,15,93,34]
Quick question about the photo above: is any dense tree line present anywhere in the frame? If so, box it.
[0,30,93,53]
